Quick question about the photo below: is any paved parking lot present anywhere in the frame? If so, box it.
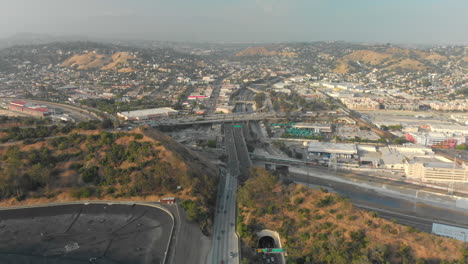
[0,203,173,264]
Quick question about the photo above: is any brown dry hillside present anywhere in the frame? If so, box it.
[386,58,427,71]
[61,52,110,69]
[0,128,219,232]
[344,50,393,65]
[237,168,466,264]
[235,47,278,57]
[61,51,135,71]
[337,48,443,72]
[333,59,357,74]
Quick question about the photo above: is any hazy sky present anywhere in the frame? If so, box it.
[0,0,467,44]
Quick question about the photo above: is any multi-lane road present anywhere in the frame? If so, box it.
[208,123,241,264]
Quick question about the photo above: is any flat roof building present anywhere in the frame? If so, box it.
[308,142,358,159]
[117,107,178,122]
[430,124,468,135]
[404,160,468,183]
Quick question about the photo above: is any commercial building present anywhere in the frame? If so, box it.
[117,107,178,123]
[405,132,466,148]
[340,98,380,110]
[308,142,358,159]
[429,124,468,135]
[404,160,468,183]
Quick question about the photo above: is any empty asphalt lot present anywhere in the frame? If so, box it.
[0,203,173,264]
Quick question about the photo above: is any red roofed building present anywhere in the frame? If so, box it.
[8,100,29,111]
[25,106,51,117]
[8,100,50,117]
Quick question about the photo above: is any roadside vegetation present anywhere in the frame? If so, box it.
[80,97,171,114]
[0,120,106,143]
[237,168,467,264]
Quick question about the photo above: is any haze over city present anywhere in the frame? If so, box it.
[1,0,467,44]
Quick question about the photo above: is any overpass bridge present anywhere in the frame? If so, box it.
[152,113,287,127]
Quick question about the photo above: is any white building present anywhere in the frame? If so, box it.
[308,142,358,159]
[117,107,178,123]
[404,160,468,183]
[429,124,468,135]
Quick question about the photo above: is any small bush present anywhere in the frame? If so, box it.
[314,214,323,220]
[316,195,335,207]
[133,133,144,140]
[348,215,358,221]
[294,197,304,205]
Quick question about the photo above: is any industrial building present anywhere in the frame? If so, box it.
[405,132,466,148]
[404,160,468,183]
[8,100,51,117]
[117,107,178,123]
[429,124,468,135]
[308,142,358,159]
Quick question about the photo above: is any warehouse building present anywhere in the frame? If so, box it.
[8,100,51,117]
[308,142,358,159]
[429,124,468,135]
[117,107,178,124]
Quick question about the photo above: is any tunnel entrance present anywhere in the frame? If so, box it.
[258,236,276,248]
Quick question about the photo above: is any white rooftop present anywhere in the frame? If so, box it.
[294,123,330,128]
[308,142,357,154]
[118,107,178,118]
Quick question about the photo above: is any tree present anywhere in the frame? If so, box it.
[101,118,114,129]
[456,144,467,150]
[81,166,100,184]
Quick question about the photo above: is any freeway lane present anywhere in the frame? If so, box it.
[0,98,103,122]
[206,77,224,115]
[208,123,240,264]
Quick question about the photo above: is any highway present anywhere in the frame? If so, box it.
[153,112,286,127]
[208,123,240,264]
[0,97,102,122]
[206,77,224,114]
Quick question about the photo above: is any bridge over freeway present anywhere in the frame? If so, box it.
[152,113,287,127]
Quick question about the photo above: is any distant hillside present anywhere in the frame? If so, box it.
[235,47,277,57]
[61,51,136,71]
[332,47,449,73]
[237,168,466,264]
[344,50,393,65]
[0,127,219,232]
[235,46,297,57]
